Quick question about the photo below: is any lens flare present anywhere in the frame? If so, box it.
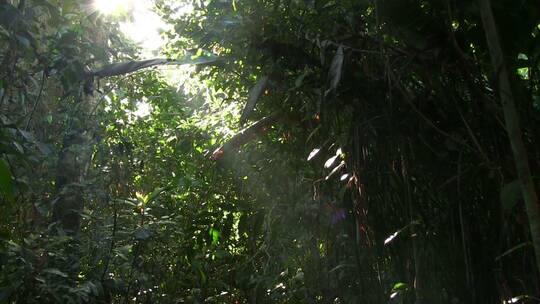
[94,0,130,15]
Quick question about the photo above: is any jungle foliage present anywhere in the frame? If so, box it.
[0,0,540,303]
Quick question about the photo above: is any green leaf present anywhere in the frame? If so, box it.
[115,244,133,261]
[295,69,309,88]
[12,141,23,154]
[329,263,354,273]
[307,148,320,161]
[146,187,168,205]
[43,268,68,278]
[325,45,344,97]
[324,148,342,169]
[306,125,321,143]
[0,159,14,202]
[35,142,52,155]
[115,198,138,207]
[325,160,345,180]
[495,242,531,261]
[392,282,408,291]
[92,54,221,78]
[15,34,30,48]
[134,227,151,240]
[384,220,421,245]
[18,129,52,155]
[209,228,220,245]
[390,282,409,299]
[500,180,522,212]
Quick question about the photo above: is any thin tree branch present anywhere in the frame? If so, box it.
[211,112,281,160]
[24,72,46,130]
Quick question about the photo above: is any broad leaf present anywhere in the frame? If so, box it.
[325,161,345,180]
[325,45,344,96]
[307,148,320,161]
[134,227,152,240]
[146,187,168,205]
[209,228,220,245]
[92,54,221,78]
[324,148,343,168]
[43,268,68,278]
[392,282,408,291]
[324,155,339,169]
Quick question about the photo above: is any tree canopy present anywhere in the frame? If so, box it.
[0,0,539,303]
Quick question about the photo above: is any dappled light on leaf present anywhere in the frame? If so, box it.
[384,231,399,245]
[324,148,342,168]
[324,155,338,168]
[325,161,345,180]
[384,221,420,246]
[307,148,320,161]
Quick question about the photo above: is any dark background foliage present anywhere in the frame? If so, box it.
[0,0,539,303]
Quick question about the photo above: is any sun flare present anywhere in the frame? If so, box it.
[94,0,131,15]
[92,0,194,56]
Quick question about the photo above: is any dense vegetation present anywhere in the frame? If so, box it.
[1,0,539,303]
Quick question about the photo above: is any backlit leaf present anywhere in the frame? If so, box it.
[384,220,420,245]
[307,148,320,161]
[326,45,344,96]
[325,161,345,180]
[392,282,408,291]
[324,155,338,169]
[209,228,220,245]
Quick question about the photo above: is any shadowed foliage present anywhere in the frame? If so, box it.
[1,0,539,303]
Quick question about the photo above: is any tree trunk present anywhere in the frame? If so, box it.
[478,0,540,275]
[52,93,95,235]
[52,129,91,234]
